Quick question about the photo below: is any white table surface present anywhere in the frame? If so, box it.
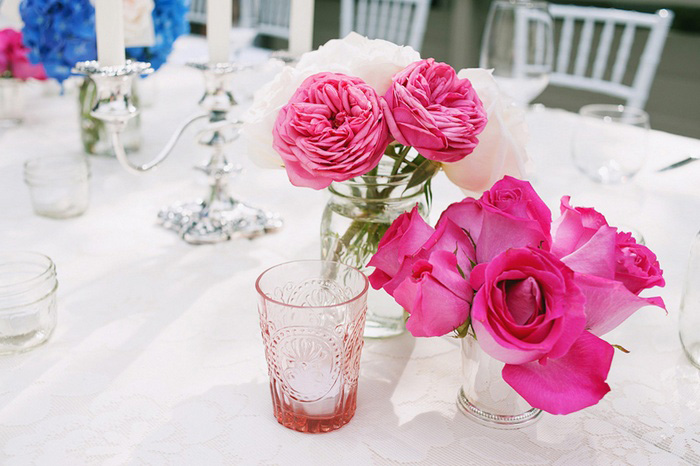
[1,50,700,465]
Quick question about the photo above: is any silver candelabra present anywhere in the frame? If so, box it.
[72,59,283,245]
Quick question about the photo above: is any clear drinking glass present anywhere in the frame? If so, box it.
[480,0,554,106]
[0,78,25,127]
[24,155,91,218]
[0,252,58,354]
[573,104,650,183]
[680,231,700,369]
[256,260,369,433]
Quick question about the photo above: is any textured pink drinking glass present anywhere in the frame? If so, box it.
[255,260,369,433]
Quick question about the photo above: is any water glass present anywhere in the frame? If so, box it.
[256,260,369,433]
[24,156,90,218]
[573,104,650,183]
[680,231,700,368]
[0,78,25,127]
[480,0,554,106]
[0,252,58,354]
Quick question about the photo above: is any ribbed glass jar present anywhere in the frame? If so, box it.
[0,252,58,353]
[24,155,90,219]
[320,164,431,338]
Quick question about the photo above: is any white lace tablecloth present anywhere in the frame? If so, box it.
[1,57,699,465]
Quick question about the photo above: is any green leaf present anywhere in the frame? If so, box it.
[454,318,471,338]
[405,159,440,191]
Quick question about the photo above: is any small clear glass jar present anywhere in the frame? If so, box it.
[320,162,431,338]
[24,155,91,218]
[0,252,58,354]
[0,78,25,127]
[680,230,700,368]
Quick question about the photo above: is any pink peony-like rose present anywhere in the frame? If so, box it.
[272,72,391,189]
[439,176,552,262]
[470,247,614,414]
[0,29,46,80]
[382,59,487,163]
[551,196,665,336]
[367,205,434,292]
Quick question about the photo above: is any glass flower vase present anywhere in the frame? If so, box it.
[457,335,542,429]
[0,78,25,127]
[320,162,431,338]
[78,77,141,156]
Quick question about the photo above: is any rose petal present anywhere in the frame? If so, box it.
[502,331,613,415]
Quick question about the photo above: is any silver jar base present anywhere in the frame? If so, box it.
[457,387,542,429]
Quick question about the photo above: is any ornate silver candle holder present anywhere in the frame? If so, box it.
[73,60,283,245]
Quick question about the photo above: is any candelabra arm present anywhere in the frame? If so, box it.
[109,111,209,174]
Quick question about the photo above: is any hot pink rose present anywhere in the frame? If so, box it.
[0,29,46,80]
[470,247,614,414]
[382,59,487,163]
[551,197,665,336]
[272,72,391,189]
[615,231,665,294]
[390,219,475,336]
[439,176,552,262]
[367,205,435,292]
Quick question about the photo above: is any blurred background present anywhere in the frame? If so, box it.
[246,0,699,139]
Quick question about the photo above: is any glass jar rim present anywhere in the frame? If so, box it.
[24,156,90,184]
[0,252,56,290]
[579,104,649,125]
[255,260,369,310]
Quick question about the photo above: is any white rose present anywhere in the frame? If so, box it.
[123,0,156,47]
[241,33,421,168]
[442,68,531,195]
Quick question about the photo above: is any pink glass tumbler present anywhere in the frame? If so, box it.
[256,260,369,433]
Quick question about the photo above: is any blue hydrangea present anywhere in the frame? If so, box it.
[20,0,190,83]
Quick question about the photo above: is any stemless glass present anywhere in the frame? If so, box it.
[573,104,650,183]
[256,260,369,433]
[480,0,554,106]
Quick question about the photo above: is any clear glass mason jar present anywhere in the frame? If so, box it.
[320,163,431,338]
[24,155,91,219]
[458,336,542,429]
[0,252,58,354]
[680,230,700,368]
[78,77,141,156]
[0,78,25,127]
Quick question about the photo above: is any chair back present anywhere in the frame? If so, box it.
[548,5,673,109]
[241,0,291,40]
[340,0,431,51]
[188,0,208,25]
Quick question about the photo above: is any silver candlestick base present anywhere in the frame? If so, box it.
[73,60,283,245]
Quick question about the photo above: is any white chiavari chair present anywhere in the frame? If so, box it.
[340,0,431,51]
[548,5,673,109]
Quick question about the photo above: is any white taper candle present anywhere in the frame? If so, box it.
[94,0,126,67]
[289,0,315,56]
[207,0,232,63]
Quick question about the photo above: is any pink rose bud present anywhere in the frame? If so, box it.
[272,72,391,189]
[383,58,487,163]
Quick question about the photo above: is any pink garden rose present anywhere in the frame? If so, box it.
[439,176,552,262]
[382,59,487,163]
[0,29,46,80]
[551,197,665,336]
[272,72,391,189]
[470,247,614,414]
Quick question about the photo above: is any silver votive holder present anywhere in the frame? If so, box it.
[0,252,58,354]
[24,156,90,218]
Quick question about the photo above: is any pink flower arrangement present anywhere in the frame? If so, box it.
[369,176,666,415]
[271,57,488,189]
[0,29,46,81]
